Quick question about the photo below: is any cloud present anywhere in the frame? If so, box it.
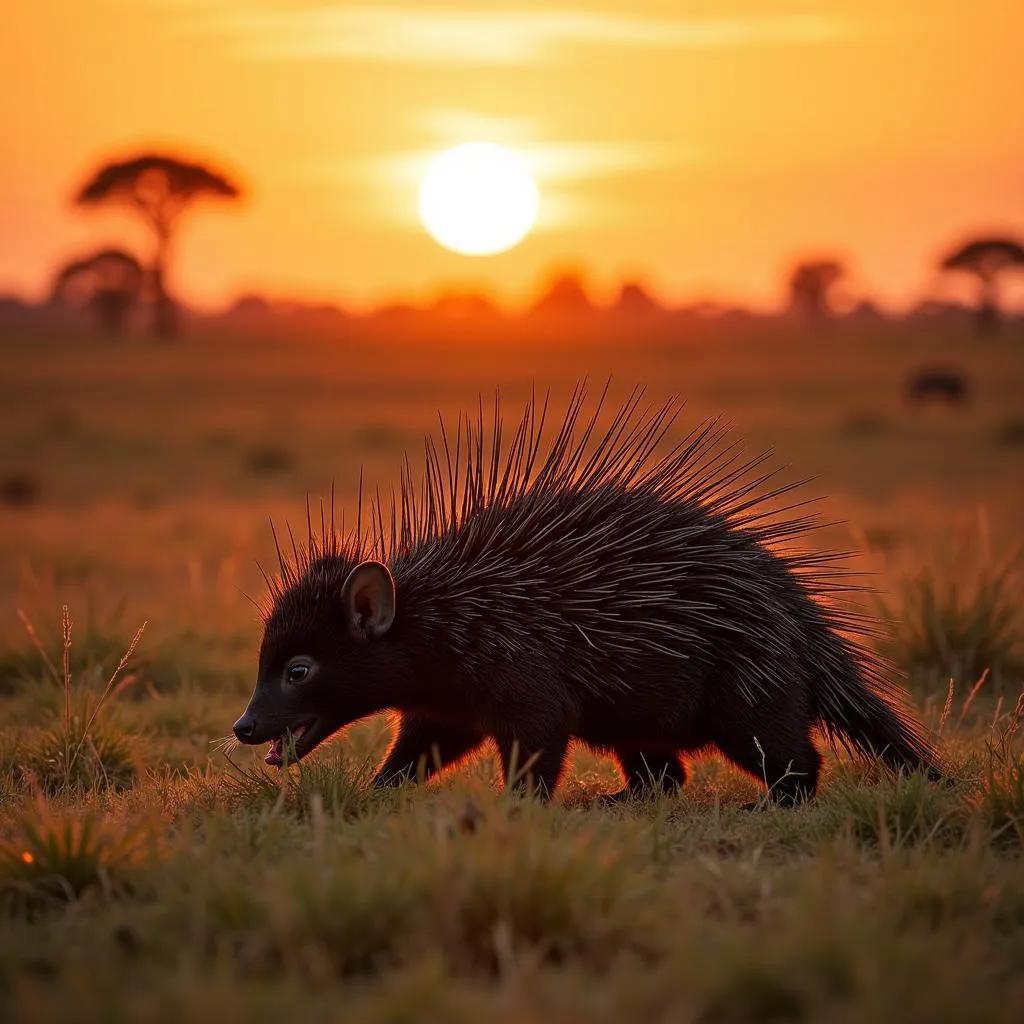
[409,111,697,174]
[310,124,695,191]
[166,5,867,64]
[520,142,695,181]
[303,126,698,233]
[414,110,540,146]
[311,144,667,188]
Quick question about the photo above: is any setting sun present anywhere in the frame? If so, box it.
[417,142,540,257]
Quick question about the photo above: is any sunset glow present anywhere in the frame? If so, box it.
[0,1,1022,311]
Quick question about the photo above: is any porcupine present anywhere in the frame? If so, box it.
[231,383,943,804]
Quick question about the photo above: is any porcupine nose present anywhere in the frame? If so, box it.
[233,711,258,743]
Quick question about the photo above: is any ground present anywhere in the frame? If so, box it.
[0,317,1022,1022]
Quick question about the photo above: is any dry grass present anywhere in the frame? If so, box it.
[6,607,146,794]
[0,698,1022,1021]
[876,541,1024,695]
[0,320,1022,1020]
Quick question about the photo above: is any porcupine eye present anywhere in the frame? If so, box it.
[284,658,315,684]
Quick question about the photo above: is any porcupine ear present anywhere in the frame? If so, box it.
[342,561,396,641]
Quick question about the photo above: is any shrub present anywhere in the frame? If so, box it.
[877,547,1023,696]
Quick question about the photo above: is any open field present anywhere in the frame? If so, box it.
[0,320,1023,1021]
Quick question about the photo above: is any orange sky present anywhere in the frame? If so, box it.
[2,0,1022,313]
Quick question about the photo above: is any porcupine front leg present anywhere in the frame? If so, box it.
[606,751,687,800]
[373,713,486,787]
[495,726,571,800]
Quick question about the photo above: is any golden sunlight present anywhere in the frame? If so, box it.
[417,142,540,257]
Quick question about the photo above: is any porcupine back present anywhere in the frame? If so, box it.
[266,381,942,784]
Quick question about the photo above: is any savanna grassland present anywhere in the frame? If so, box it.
[0,318,1023,1022]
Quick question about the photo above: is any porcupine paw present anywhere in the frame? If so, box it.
[740,774,818,810]
[602,751,687,805]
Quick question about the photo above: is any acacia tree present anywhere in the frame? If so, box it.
[531,269,594,318]
[52,247,144,335]
[74,153,241,338]
[787,259,846,322]
[940,236,1024,335]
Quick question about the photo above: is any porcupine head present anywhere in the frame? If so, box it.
[232,557,404,767]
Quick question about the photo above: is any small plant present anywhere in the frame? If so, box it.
[0,608,217,698]
[828,768,968,850]
[220,740,380,820]
[972,695,1024,848]
[1,606,136,694]
[12,607,146,795]
[22,718,136,795]
[877,543,1023,696]
[0,801,155,907]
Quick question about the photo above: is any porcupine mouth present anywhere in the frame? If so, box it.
[265,718,321,767]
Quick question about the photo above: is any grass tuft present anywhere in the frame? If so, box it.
[8,608,146,795]
[0,611,235,697]
[0,802,156,910]
[971,696,1024,848]
[220,743,384,819]
[826,767,969,850]
[21,715,138,795]
[877,543,1024,696]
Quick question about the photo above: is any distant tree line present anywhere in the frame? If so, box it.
[50,146,1024,340]
[787,237,1024,336]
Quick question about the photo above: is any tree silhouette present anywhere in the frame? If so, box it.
[787,259,845,322]
[52,247,144,336]
[940,236,1024,336]
[74,153,241,338]
[612,281,662,317]
[531,269,594,318]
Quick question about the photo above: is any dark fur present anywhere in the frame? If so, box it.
[233,383,943,803]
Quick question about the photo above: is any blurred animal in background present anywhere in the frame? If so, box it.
[904,366,970,406]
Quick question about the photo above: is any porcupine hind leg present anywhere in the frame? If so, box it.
[695,658,822,805]
[373,713,486,787]
[606,751,687,801]
[710,718,821,805]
